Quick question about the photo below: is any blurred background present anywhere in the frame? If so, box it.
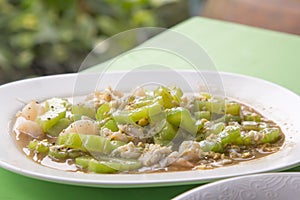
[0,0,299,85]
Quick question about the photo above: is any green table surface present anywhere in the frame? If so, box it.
[1,17,300,200]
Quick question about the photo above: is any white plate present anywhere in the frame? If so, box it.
[1,70,300,188]
[173,172,300,200]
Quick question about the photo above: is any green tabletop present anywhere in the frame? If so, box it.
[1,17,300,200]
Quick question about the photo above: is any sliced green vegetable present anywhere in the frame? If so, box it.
[166,107,197,135]
[225,101,241,116]
[244,113,261,122]
[218,126,241,146]
[47,118,72,137]
[76,156,142,173]
[154,86,181,108]
[102,119,119,132]
[194,111,211,120]
[96,103,110,121]
[57,133,125,154]
[260,128,281,144]
[37,98,67,132]
[71,104,96,119]
[28,139,50,153]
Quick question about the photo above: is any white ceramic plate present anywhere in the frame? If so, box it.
[173,172,300,200]
[1,70,300,188]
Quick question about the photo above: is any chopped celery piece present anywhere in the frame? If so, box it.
[37,98,67,132]
[242,121,259,131]
[209,122,225,134]
[214,114,242,123]
[47,118,72,137]
[102,119,119,132]
[131,102,163,123]
[194,111,211,120]
[196,98,225,114]
[71,104,96,119]
[196,120,205,132]
[218,126,241,146]
[75,156,90,169]
[158,121,178,141]
[260,128,280,144]
[81,135,125,154]
[71,114,82,121]
[166,107,197,135]
[57,133,125,154]
[225,102,241,116]
[94,155,142,172]
[199,139,223,152]
[76,157,117,173]
[244,113,261,122]
[57,132,84,150]
[96,103,110,121]
[154,86,180,108]
[48,147,69,160]
[113,110,135,124]
[130,107,149,123]
[28,139,50,153]
[113,102,163,125]
[76,156,142,173]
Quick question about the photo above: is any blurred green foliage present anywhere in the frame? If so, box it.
[0,0,189,84]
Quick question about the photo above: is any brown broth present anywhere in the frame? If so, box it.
[13,101,285,174]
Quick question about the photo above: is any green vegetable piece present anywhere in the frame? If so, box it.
[130,107,149,123]
[200,92,211,99]
[154,86,180,108]
[159,122,178,141]
[71,114,82,121]
[238,131,254,146]
[57,133,125,154]
[71,104,96,119]
[82,135,126,154]
[218,125,241,146]
[113,110,135,124]
[131,102,164,123]
[260,128,281,144]
[244,113,261,122]
[225,102,241,116]
[197,98,225,114]
[199,139,223,152]
[88,159,118,173]
[194,111,211,120]
[75,156,91,169]
[48,147,69,160]
[132,96,163,108]
[76,157,117,173]
[103,119,119,132]
[113,102,164,125]
[94,156,142,172]
[196,120,205,132]
[47,118,72,137]
[57,132,83,150]
[242,121,259,131]
[37,98,67,132]
[166,107,197,135]
[223,114,241,123]
[209,122,225,135]
[76,156,142,173]
[96,103,110,121]
[28,139,50,153]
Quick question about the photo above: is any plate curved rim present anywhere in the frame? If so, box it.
[172,172,300,200]
[0,70,300,188]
